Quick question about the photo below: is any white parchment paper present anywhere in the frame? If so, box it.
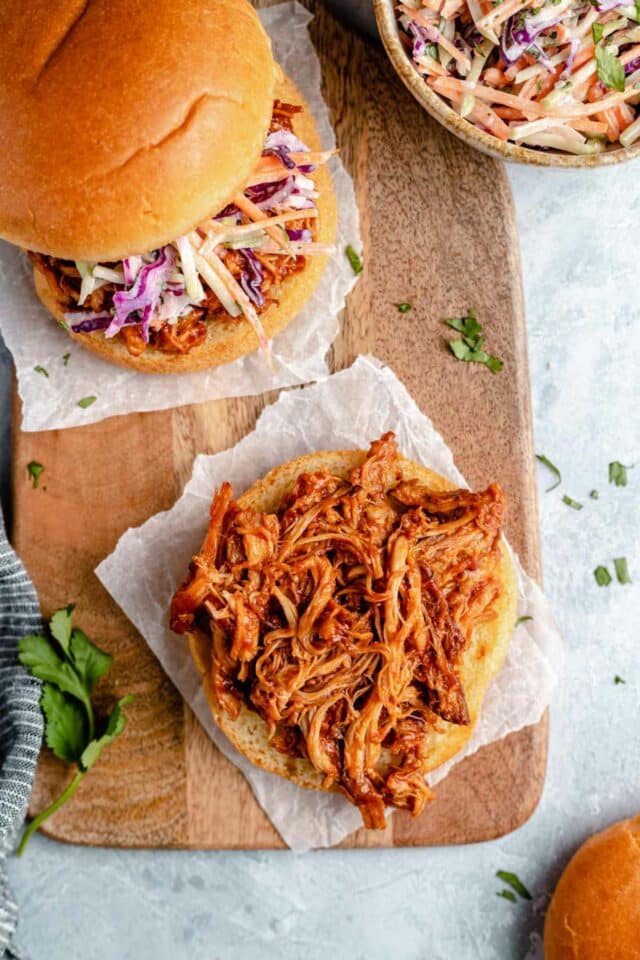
[96,356,561,850]
[0,2,359,432]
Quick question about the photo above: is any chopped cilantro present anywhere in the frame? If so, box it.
[535,454,561,491]
[562,495,583,510]
[594,565,612,586]
[77,396,97,409]
[596,44,625,92]
[444,308,503,373]
[26,461,44,489]
[33,365,49,378]
[345,245,363,275]
[609,461,632,487]
[496,870,532,900]
[614,557,631,584]
[395,302,412,313]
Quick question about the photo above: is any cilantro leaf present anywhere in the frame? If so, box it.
[345,245,363,275]
[77,395,97,409]
[596,44,625,92]
[594,565,612,586]
[535,454,561,491]
[49,605,74,655]
[27,461,44,489]
[395,302,412,313]
[80,695,135,771]
[590,489,599,500]
[34,365,49,378]
[18,634,89,707]
[62,352,71,366]
[614,674,626,685]
[69,628,112,693]
[516,615,533,625]
[41,683,87,764]
[497,890,517,903]
[609,461,632,486]
[17,607,134,856]
[562,495,583,510]
[614,556,631,584]
[445,309,483,341]
[445,309,503,373]
[496,870,532,900]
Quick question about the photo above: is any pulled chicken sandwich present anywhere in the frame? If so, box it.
[170,433,517,829]
[0,0,337,373]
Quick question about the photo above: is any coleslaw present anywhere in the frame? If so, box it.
[58,105,336,359]
[396,0,640,153]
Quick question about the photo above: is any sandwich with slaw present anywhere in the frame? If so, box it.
[0,0,337,372]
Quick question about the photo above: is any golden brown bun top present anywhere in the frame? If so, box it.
[544,815,640,960]
[0,0,277,260]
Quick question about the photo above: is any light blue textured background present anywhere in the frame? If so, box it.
[2,7,639,958]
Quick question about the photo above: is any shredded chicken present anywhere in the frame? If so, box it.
[170,433,505,829]
[27,100,312,357]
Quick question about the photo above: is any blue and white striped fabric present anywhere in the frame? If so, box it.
[0,511,42,959]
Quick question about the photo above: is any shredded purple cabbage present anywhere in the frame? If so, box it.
[287,228,313,242]
[238,249,265,309]
[501,9,562,65]
[407,20,428,57]
[246,177,296,210]
[65,312,112,333]
[263,144,296,169]
[263,130,314,173]
[107,245,176,342]
[625,56,640,75]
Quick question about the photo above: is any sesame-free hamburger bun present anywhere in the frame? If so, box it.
[544,815,640,960]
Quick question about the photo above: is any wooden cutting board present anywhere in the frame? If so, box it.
[12,0,546,849]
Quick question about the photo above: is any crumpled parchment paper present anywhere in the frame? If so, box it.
[96,355,561,851]
[0,2,359,432]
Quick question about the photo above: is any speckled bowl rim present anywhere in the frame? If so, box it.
[374,0,640,168]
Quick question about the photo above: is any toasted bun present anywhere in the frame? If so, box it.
[0,0,277,260]
[188,449,518,796]
[544,815,640,960]
[32,74,337,374]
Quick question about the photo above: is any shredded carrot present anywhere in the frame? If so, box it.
[230,194,298,254]
[494,106,528,120]
[430,76,544,117]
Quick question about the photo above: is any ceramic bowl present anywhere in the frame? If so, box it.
[374,0,640,168]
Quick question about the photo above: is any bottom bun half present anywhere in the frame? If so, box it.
[188,448,518,797]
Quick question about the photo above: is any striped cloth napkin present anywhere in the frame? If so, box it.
[0,511,43,959]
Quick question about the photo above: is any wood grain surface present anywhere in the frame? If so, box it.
[12,0,546,849]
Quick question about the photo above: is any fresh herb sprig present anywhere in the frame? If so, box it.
[444,308,503,373]
[17,606,133,855]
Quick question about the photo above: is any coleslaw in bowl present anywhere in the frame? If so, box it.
[375,0,640,164]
